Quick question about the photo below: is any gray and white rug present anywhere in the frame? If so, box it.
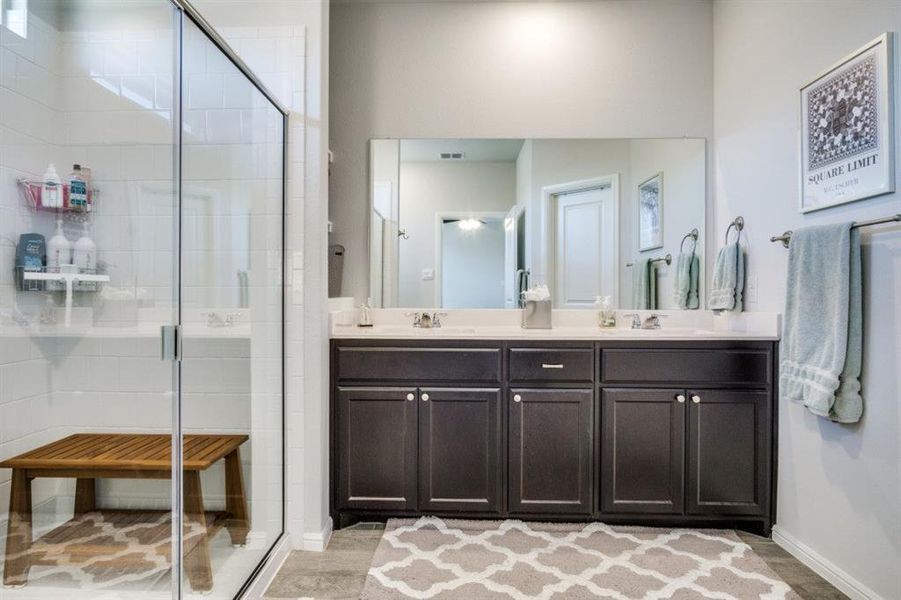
[362,517,800,599]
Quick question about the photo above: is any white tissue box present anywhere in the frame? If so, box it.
[521,299,552,329]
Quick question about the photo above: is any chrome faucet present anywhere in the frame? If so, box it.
[622,313,643,329]
[405,311,448,328]
[622,313,668,330]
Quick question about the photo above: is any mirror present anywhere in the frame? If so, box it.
[370,138,705,310]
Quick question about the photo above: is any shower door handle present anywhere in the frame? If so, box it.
[161,325,180,361]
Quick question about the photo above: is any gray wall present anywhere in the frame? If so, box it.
[713,2,900,598]
[329,0,715,301]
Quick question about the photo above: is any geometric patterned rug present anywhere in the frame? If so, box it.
[7,510,214,590]
[362,517,801,599]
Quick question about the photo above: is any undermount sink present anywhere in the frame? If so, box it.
[371,326,478,335]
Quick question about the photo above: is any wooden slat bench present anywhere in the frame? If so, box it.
[1,433,249,591]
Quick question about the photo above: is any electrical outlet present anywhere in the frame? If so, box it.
[421,268,434,281]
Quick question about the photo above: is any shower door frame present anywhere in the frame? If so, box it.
[168,1,289,598]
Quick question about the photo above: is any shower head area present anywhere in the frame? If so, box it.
[0,1,288,597]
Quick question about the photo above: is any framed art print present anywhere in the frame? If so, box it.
[638,172,663,251]
[800,33,894,213]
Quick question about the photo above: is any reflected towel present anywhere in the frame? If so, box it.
[632,259,657,310]
[780,224,862,423]
[709,242,744,312]
[673,251,700,310]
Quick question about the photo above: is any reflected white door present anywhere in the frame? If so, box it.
[503,205,524,308]
[554,186,616,308]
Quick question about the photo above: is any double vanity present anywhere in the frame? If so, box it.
[329,310,780,536]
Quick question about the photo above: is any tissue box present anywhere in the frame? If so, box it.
[521,299,552,329]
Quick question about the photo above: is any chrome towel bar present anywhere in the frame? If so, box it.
[770,213,901,248]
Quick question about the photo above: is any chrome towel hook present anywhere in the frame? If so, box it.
[725,216,744,245]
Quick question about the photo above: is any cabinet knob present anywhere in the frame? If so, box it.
[675,394,686,403]
[513,394,522,402]
[406,393,415,401]
[691,395,701,404]
[421,393,429,402]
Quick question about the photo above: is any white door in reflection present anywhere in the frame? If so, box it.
[554,185,616,308]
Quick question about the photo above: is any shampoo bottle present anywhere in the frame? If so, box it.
[73,221,96,272]
[42,164,61,209]
[47,219,71,272]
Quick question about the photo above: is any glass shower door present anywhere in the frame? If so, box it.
[0,1,180,598]
[176,15,285,598]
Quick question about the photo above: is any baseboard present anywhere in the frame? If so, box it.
[772,525,885,600]
[239,534,291,599]
[302,516,333,551]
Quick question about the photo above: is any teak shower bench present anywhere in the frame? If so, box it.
[1,433,249,591]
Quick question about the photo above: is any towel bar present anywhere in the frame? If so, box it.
[626,253,672,267]
[770,213,901,247]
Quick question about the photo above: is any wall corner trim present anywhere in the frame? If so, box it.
[302,517,334,552]
[772,526,887,600]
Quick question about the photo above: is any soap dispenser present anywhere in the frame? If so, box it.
[357,298,373,328]
[47,219,71,272]
[73,221,96,272]
[596,295,616,328]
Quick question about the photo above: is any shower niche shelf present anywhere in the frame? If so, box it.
[18,178,97,212]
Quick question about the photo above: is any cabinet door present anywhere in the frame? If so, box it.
[509,389,593,515]
[418,387,502,513]
[337,387,418,511]
[688,389,769,516]
[601,389,685,514]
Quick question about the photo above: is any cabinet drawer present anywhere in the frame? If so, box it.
[601,349,770,386]
[336,346,501,383]
[509,348,594,383]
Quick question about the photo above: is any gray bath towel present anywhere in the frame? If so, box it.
[632,259,657,310]
[709,242,745,312]
[673,251,700,310]
[780,224,862,423]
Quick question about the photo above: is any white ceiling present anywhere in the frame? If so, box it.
[400,139,525,162]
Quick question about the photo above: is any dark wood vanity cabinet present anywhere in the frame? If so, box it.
[601,388,686,514]
[331,339,776,535]
[509,388,593,515]
[418,387,502,513]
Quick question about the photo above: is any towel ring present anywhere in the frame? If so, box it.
[724,216,744,245]
[680,228,699,253]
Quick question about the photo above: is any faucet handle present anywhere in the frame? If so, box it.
[404,311,423,327]
[432,312,448,327]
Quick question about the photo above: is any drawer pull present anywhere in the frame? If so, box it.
[513,394,522,402]
[691,394,701,404]
[541,363,564,369]
[675,394,686,403]
[421,393,430,402]
[406,393,415,401]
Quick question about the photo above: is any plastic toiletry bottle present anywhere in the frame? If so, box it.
[358,298,373,327]
[47,219,71,272]
[68,164,88,210]
[42,164,61,208]
[73,221,96,272]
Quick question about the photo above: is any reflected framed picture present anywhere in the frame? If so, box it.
[800,33,894,213]
[638,172,663,251]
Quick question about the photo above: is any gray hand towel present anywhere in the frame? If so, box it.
[709,242,745,312]
[780,224,862,423]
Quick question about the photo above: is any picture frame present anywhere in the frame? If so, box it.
[800,33,894,213]
[638,172,663,251]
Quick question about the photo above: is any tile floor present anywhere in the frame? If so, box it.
[264,524,847,600]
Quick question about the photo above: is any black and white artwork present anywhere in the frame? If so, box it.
[638,173,663,251]
[800,33,894,212]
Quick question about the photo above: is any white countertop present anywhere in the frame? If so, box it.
[330,309,781,341]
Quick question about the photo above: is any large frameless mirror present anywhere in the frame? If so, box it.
[370,138,706,311]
